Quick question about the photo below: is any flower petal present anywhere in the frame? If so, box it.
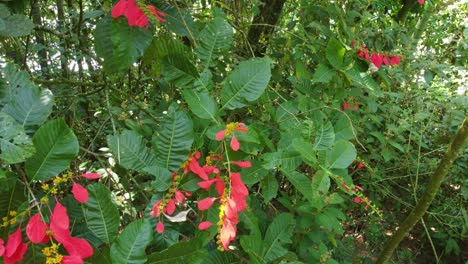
[0,239,4,257]
[231,161,252,168]
[62,255,84,264]
[62,236,93,259]
[111,0,127,18]
[354,197,361,203]
[72,183,89,203]
[230,135,240,151]
[230,172,248,212]
[198,221,213,230]
[26,213,48,244]
[165,199,176,215]
[215,130,226,141]
[198,197,217,211]
[156,221,164,233]
[81,172,101,180]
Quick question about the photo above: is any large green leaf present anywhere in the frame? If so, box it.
[312,64,335,84]
[142,166,172,192]
[161,54,199,88]
[0,113,34,164]
[203,250,241,264]
[313,121,335,150]
[344,66,382,96]
[83,184,120,244]
[326,38,346,69]
[0,5,34,37]
[147,240,207,264]
[25,119,78,181]
[107,130,156,171]
[182,89,217,121]
[195,17,233,68]
[95,16,152,73]
[262,213,295,262]
[162,6,199,40]
[154,104,194,171]
[282,170,315,203]
[326,140,356,169]
[221,58,272,110]
[1,64,53,128]
[110,219,153,264]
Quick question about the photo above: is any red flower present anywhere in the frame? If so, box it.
[198,221,213,230]
[230,172,248,212]
[156,221,164,234]
[62,255,84,264]
[111,0,166,29]
[81,172,101,180]
[26,213,49,244]
[354,104,359,110]
[72,182,89,203]
[370,53,384,69]
[216,122,248,151]
[350,40,356,47]
[389,55,402,66]
[0,239,4,257]
[219,198,238,250]
[198,197,218,211]
[3,228,28,264]
[354,197,361,203]
[357,162,365,170]
[165,199,176,215]
[418,0,424,4]
[231,161,252,168]
[342,101,347,111]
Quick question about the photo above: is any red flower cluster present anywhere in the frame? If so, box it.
[0,228,27,264]
[112,0,166,29]
[71,172,102,204]
[419,0,425,4]
[342,101,359,111]
[216,122,248,151]
[25,202,93,263]
[351,41,402,70]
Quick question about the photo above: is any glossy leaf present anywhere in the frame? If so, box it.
[110,219,153,264]
[326,140,356,169]
[25,120,78,181]
[182,89,217,121]
[0,113,34,164]
[195,17,233,68]
[107,130,156,171]
[262,213,295,262]
[221,58,272,110]
[161,54,199,88]
[147,240,207,264]
[83,184,120,244]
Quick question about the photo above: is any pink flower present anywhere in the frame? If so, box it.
[216,122,248,151]
[418,0,424,4]
[354,197,361,203]
[231,161,252,168]
[3,228,28,264]
[156,221,164,234]
[72,182,89,203]
[370,53,384,69]
[357,162,364,170]
[198,221,213,230]
[389,55,402,66]
[81,172,101,180]
[111,0,166,29]
[198,197,218,211]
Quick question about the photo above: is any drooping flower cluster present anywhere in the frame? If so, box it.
[216,122,248,151]
[112,0,166,29]
[150,173,191,233]
[335,176,382,217]
[0,228,27,264]
[351,41,402,70]
[342,101,359,111]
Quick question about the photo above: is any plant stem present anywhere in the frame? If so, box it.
[376,117,468,263]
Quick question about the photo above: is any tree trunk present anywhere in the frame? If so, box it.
[376,118,468,263]
[247,0,286,56]
[31,0,49,77]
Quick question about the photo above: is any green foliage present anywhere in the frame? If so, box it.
[0,4,34,37]
[95,16,152,73]
[83,183,120,244]
[0,113,34,164]
[147,239,207,264]
[110,219,153,264]
[107,130,156,171]
[25,119,78,181]
[195,16,233,68]
[221,58,272,110]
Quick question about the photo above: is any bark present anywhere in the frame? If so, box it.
[247,0,286,56]
[376,118,468,263]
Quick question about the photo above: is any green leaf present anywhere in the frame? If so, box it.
[313,121,335,150]
[262,213,295,262]
[0,13,34,37]
[326,140,356,169]
[107,130,156,171]
[25,120,78,181]
[0,113,34,164]
[195,17,233,68]
[344,66,382,96]
[161,54,199,88]
[326,38,345,69]
[282,170,314,203]
[143,166,172,192]
[203,250,241,264]
[147,240,207,264]
[262,150,302,172]
[182,89,218,121]
[95,16,152,73]
[312,64,334,83]
[311,170,330,195]
[154,104,194,171]
[1,64,54,128]
[333,115,355,141]
[110,219,153,264]
[292,138,317,166]
[261,173,278,203]
[162,6,199,40]
[221,58,272,110]
[84,184,120,244]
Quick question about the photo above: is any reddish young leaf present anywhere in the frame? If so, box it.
[198,197,217,211]
[156,221,164,233]
[81,172,101,180]
[198,221,213,230]
[72,183,89,203]
[230,135,240,151]
[26,213,48,244]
